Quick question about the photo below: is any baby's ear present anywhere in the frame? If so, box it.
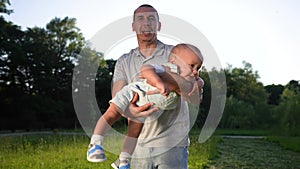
[169,55,176,64]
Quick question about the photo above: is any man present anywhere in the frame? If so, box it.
[111,4,200,169]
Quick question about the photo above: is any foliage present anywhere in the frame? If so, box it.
[225,61,267,106]
[0,13,122,130]
[23,17,84,98]
[95,59,116,113]
[196,67,227,128]
[72,46,108,130]
[0,4,299,136]
[265,84,284,105]
[219,61,272,129]
[273,80,300,136]
[220,96,255,129]
[0,0,13,14]
[0,16,86,130]
[196,67,211,127]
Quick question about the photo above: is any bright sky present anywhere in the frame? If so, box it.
[3,0,300,86]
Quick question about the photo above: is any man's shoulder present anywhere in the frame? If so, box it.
[117,47,139,61]
[158,40,174,51]
[116,41,173,62]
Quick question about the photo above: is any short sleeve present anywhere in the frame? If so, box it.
[150,64,165,73]
[112,57,127,83]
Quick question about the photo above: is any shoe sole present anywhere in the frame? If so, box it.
[87,157,107,163]
[111,163,118,169]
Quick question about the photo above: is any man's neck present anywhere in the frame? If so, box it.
[138,39,158,57]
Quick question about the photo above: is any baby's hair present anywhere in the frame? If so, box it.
[170,43,203,62]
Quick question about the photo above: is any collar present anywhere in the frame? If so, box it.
[135,40,165,58]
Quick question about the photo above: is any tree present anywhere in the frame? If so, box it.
[225,61,267,105]
[0,16,86,130]
[0,0,13,15]
[220,96,255,128]
[72,46,108,132]
[0,14,27,130]
[95,59,116,112]
[23,17,85,99]
[265,84,284,105]
[221,61,271,129]
[194,66,227,128]
[274,80,300,136]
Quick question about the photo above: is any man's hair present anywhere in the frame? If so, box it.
[133,4,159,21]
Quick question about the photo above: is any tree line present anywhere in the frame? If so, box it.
[0,1,299,136]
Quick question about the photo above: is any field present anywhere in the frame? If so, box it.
[0,131,217,169]
[210,138,300,169]
[0,130,299,169]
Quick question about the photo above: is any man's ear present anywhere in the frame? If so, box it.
[157,21,161,31]
[132,22,135,31]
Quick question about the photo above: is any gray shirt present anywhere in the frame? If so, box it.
[112,41,190,147]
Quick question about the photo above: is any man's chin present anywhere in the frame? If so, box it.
[139,35,156,42]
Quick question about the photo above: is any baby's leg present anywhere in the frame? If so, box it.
[111,119,143,168]
[93,103,122,136]
[87,103,122,163]
[122,119,143,154]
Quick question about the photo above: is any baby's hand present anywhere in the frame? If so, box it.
[196,77,204,89]
[188,77,204,96]
[158,83,170,98]
[146,82,170,98]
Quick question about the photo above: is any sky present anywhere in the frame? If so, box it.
[2,0,300,86]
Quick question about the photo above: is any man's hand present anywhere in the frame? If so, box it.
[127,93,159,118]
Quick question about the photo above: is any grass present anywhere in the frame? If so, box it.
[0,131,218,169]
[0,134,118,169]
[210,138,300,169]
[266,136,300,152]
[213,128,271,136]
[214,128,300,153]
[188,135,220,169]
[1,129,299,169]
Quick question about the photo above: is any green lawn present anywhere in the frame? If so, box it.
[213,128,271,136]
[1,129,299,169]
[210,138,300,169]
[266,136,300,152]
[0,132,217,169]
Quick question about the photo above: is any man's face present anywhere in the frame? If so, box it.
[132,7,161,42]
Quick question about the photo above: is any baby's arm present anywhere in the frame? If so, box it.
[140,65,193,95]
[140,64,203,101]
[159,68,204,103]
[140,65,170,97]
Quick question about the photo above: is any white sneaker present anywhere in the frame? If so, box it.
[86,144,106,162]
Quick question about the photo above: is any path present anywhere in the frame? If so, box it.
[0,131,86,137]
[210,137,300,169]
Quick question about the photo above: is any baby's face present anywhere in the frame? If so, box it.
[173,49,202,79]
